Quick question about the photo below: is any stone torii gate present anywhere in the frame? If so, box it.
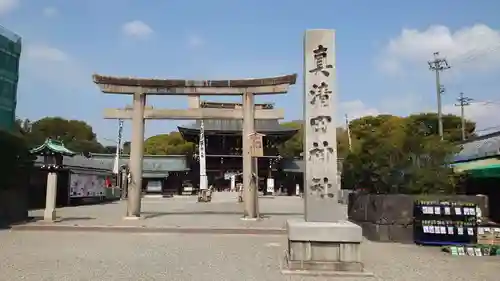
[92,74,297,219]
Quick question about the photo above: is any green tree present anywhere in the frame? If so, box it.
[122,141,131,154]
[342,114,462,194]
[278,121,302,157]
[343,115,408,193]
[25,117,104,153]
[103,146,117,154]
[144,132,195,155]
[406,113,476,142]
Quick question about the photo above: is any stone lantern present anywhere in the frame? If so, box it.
[30,138,76,222]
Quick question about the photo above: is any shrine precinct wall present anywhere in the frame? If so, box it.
[348,193,489,243]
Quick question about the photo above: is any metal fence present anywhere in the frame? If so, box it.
[0,25,21,132]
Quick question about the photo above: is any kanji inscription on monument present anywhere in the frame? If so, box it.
[309,45,333,77]
[303,29,342,222]
[309,82,332,107]
[309,115,332,133]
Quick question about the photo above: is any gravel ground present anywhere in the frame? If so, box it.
[11,193,500,280]
[1,230,500,281]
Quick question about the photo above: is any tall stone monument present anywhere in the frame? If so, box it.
[283,30,370,276]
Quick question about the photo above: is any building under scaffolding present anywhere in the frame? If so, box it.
[0,25,21,131]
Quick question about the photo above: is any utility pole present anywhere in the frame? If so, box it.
[113,119,124,197]
[113,119,124,174]
[455,92,473,141]
[428,52,450,140]
[345,114,352,152]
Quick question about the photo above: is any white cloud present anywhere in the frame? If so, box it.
[21,43,88,91]
[122,20,153,39]
[378,24,500,74]
[0,0,19,15]
[42,7,58,18]
[187,34,203,48]
[25,44,70,62]
[339,100,380,123]
[443,102,500,134]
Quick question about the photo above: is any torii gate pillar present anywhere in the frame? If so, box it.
[242,91,258,219]
[127,92,146,218]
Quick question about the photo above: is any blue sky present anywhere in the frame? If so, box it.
[1,0,500,145]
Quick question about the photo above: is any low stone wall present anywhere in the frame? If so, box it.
[0,188,28,227]
[348,193,489,243]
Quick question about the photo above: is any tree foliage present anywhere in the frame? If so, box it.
[406,113,476,142]
[278,113,475,194]
[16,117,105,154]
[278,121,303,157]
[103,146,117,154]
[342,113,469,194]
[122,141,131,155]
[144,132,195,155]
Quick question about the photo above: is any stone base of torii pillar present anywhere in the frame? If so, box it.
[282,29,371,277]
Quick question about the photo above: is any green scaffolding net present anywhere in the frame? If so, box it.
[0,25,21,132]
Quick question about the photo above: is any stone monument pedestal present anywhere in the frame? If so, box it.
[283,219,372,277]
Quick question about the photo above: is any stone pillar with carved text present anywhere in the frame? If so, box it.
[302,33,343,222]
[283,30,369,277]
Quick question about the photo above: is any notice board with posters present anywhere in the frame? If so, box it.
[414,200,478,245]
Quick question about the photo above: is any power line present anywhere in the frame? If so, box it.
[438,43,500,90]
[454,92,473,141]
[477,99,500,106]
[428,52,451,140]
[453,43,500,66]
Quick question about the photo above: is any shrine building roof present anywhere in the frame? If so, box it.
[177,102,298,138]
[178,119,297,135]
[30,138,77,156]
[453,131,500,162]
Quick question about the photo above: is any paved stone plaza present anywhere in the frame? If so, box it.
[2,193,500,280]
